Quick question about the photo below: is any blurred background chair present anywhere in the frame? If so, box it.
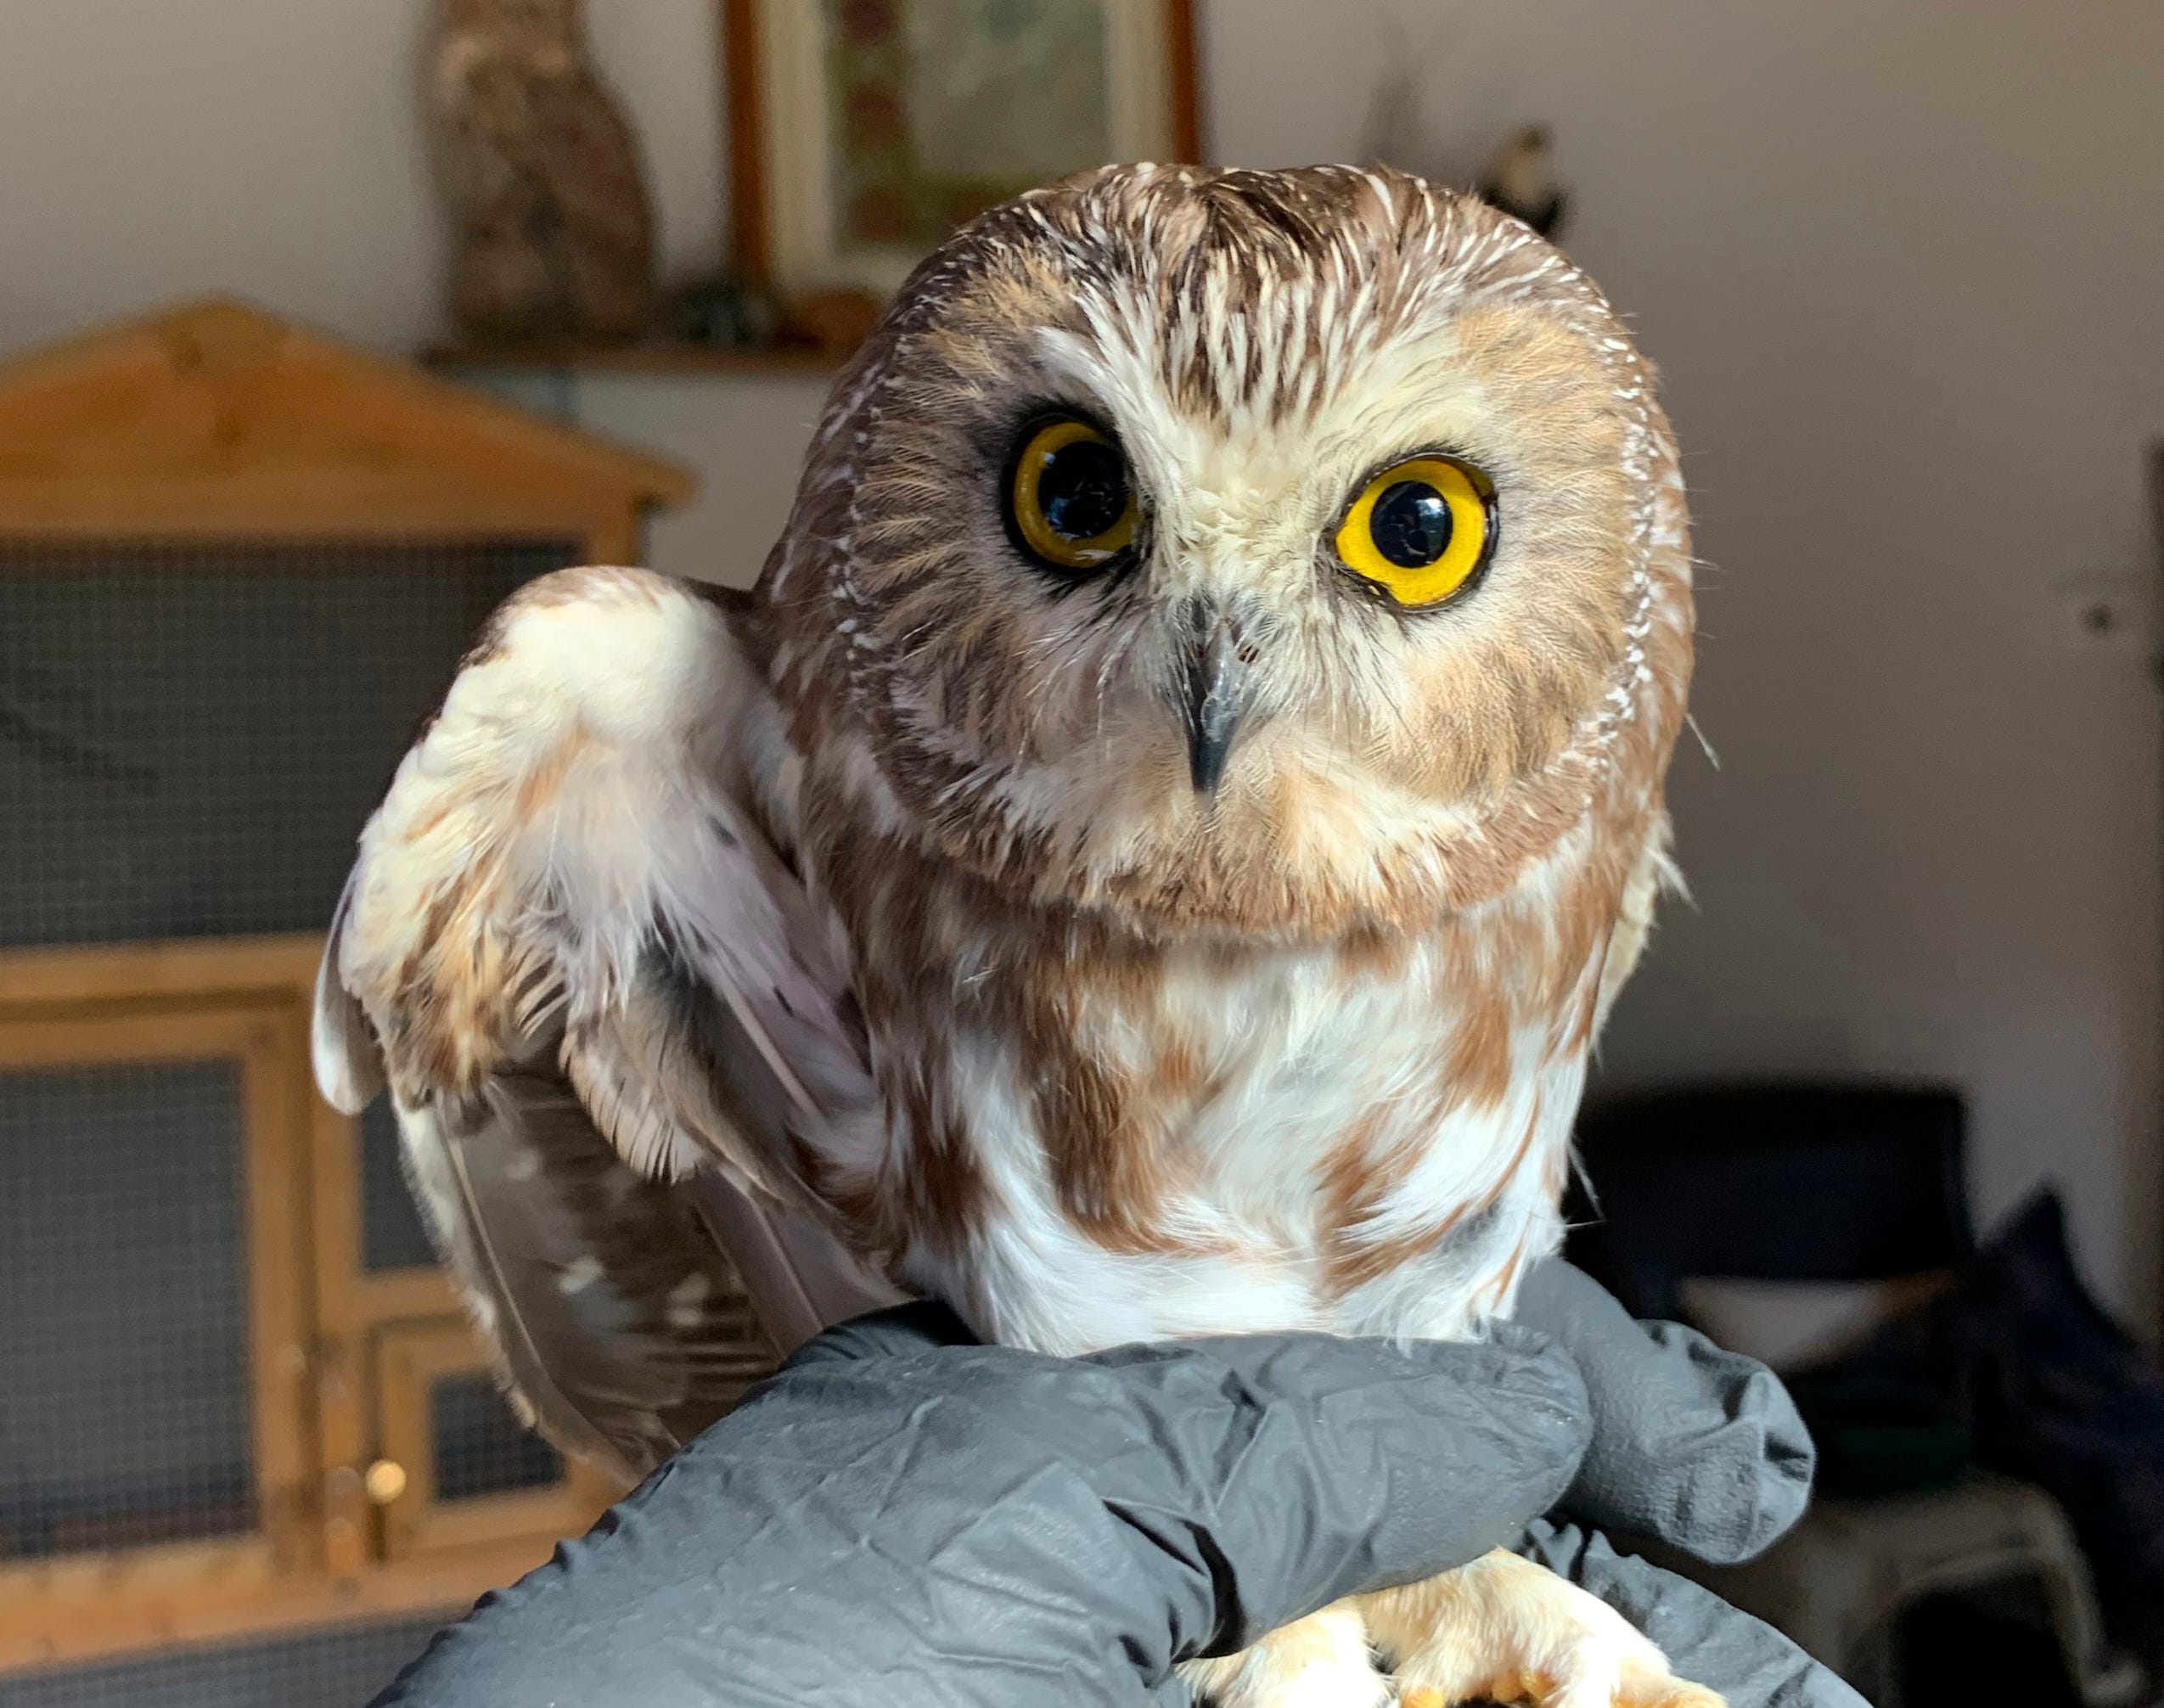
[1568,1083,2139,1708]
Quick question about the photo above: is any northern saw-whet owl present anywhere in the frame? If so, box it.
[316,165,1702,1706]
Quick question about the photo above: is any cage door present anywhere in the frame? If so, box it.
[0,998,316,1657]
[368,1321,617,1563]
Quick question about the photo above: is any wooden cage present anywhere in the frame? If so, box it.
[0,301,750,1693]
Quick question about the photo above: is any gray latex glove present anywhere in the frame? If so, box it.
[371,1262,1858,1708]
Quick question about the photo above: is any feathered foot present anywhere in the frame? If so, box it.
[1184,1552,1718,1708]
[1179,1604,1389,1708]
[1359,1550,1724,1708]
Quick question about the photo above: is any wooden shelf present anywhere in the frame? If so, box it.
[422,340,846,378]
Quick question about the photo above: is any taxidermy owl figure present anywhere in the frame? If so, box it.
[424,0,655,341]
[316,165,1702,1706]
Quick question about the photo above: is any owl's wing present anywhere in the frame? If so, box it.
[312,566,899,1482]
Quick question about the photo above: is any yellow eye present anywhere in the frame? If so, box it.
[1007,417,1138,574]
[1333,454,1497,608]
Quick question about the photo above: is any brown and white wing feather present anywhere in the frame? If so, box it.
[312,567,896,1479]
[396,1057,773,1482]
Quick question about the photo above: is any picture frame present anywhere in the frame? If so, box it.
[722,0,1201,301]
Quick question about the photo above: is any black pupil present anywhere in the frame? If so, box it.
[1038,438,1128,541]
[1370,480,1453,568]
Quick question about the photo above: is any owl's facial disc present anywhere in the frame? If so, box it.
[797,164,1690,932]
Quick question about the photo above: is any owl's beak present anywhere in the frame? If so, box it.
[1179,599,1251,795]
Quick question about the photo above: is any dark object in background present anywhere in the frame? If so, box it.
[1816,1188,2164,1672]
[1571,1082,1974,1325]
[1781,1372,1968,1500]
[1937,1190,2164,1672]
[1571,1084,2164,1689]
[424,0,656,342]
[669,280,876,360]
[1569,1085,1976,1502]
[1896,1585,2085,1708]
[1477,124,1569,238]
[672,278,783,349]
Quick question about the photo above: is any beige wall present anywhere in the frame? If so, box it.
[2,0,2157,1324]
[0,0,724,351]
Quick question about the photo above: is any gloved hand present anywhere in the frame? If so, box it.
[371,1261,1860,1708]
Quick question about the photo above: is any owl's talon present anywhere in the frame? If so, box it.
[1178,1605,1391,1708]
[1620,1685,1724,1708]
[1360,1553,1725,1708]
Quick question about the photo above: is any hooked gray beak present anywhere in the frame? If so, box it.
[1179,598,1253,795]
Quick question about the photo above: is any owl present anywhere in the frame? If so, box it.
[424,0,655,341]
[315,165,1701,1707]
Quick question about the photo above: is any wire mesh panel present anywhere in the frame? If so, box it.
[428,1374,564,1503]
[0,538,574,951]
[358,1099,439,1274]
[0,1615,447,1708]
[0,1063,252,1559]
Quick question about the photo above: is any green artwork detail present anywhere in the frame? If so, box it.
[825,0,1112,254]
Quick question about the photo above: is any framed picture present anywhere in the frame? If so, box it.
[723,0,1201,300]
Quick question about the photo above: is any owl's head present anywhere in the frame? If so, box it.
[766,165,1692,938]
